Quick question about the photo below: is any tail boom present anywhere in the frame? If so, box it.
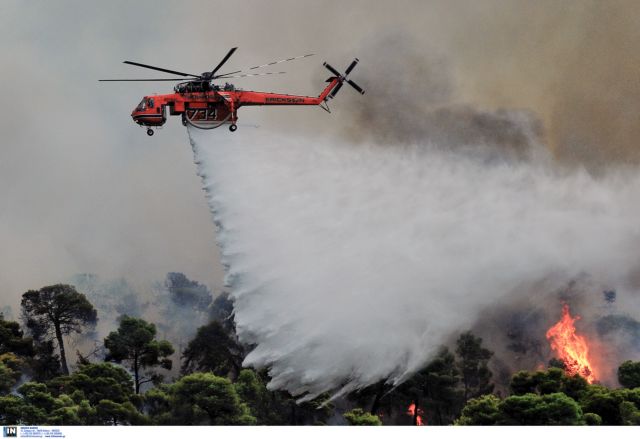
[234,58,362,109]
[236,77,340,107]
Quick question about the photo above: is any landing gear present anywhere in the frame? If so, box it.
[229,124,237,132]
[147,128,154,136]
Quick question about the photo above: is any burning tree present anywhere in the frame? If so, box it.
[407,403,425,425]
[545,304,597,384]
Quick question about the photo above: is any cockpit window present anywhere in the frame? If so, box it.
[136,99,147,111]
[147,98,154,108]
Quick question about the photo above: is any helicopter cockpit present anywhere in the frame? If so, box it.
[135,97,154,111]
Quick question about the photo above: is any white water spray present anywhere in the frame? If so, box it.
[189,127,640,399]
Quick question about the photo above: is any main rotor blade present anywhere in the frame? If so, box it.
[213,70,242,78]
[215,71,286,79]
[216,53,314,78]
[210,47,238,77]
[99,78,186,81]
[344,58,359,75]
[249,53,314,70]
[347,79,365,95]
[123,61,200,78]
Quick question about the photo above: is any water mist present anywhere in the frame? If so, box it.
[189,127,640,399]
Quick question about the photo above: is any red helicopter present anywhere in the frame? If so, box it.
[100,48,364,135]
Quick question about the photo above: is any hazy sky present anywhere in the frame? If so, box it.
[1,0,638,309]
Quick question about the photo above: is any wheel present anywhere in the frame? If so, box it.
[229,124,237,132]
[147,129,154,136]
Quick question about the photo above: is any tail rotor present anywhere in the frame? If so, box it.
[323,58,365,99]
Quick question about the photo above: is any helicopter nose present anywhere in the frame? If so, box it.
[131,110,148,126]
[131,108,165,127]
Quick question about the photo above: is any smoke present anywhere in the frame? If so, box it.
[69,272,217,355]
[0,1,225,310]
[189,124,640,398]
[434,0,640,168]
[330,32,543,162]
[241,1,640,169]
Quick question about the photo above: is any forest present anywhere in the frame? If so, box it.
[1,275,640,426]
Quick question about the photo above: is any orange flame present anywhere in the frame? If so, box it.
[407,403,425,426]
[546,303,597,383]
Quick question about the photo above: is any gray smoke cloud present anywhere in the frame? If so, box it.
[2,0,638,306]
[189,126,640,398]
[0,1,226,310]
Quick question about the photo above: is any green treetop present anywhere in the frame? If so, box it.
[618,360,640,389]
[344,408,382,426]
[147,372,256,425]
[104,316,174,394]
[456,331,494,402]
[21,285,97,375]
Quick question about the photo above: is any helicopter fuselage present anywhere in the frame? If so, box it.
[131,78,339,131]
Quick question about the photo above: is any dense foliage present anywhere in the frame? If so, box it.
[2,280,640,426]
[344,408,382,425]
[454,367,640,425]
[181,321,243,378]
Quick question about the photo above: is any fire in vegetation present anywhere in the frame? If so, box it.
[407,403,425,426]
[545,303,597,383]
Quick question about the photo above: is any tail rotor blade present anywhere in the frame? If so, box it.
[329,82,344,98]
[347,79,365,95]
[323,62,341,77]
[344,58,359,75]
